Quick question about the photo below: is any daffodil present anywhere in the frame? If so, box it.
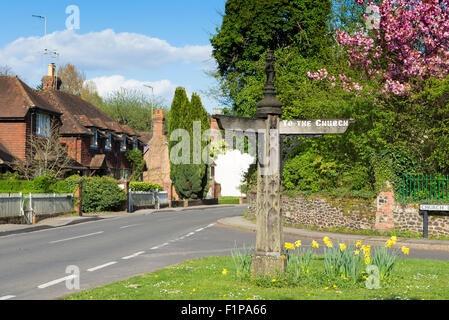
[280,254,286,259]
[356,240,362,247]
[323,236,330,244]
[391,236,397,244]
[312,240,319,249]
[284,242,295,250]
[401,246,410,255]
[385,240,393,248]
[326,241,333,248]
[295,240,302,248]
[364,256,371,264]
[354,250,360,255]
[339,243,347,251]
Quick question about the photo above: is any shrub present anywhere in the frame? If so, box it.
[33,176,53,193]
[81,177,126,213]
[129,181,163,192]
[0,180,36,193]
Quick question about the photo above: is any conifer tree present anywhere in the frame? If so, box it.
[168,88,211,199]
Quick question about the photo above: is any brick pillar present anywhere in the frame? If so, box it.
[75,182,83,217]
[374,181,395,231]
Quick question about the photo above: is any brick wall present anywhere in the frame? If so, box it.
[0,121,27,161]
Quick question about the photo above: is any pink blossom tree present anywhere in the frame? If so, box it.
[309,0,449,96]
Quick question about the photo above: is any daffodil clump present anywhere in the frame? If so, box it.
[284,240,316,281]
[324,238,366,282]
[231,243,254,280]
[371,236,410,281]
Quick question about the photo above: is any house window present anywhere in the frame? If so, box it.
[133,140,138,150]
[105,132,112,151]
[36,113,51,137]
[91,129,98,149]
[121,136,127,152]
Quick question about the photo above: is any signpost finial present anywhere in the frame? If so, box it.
[256,49,283,119]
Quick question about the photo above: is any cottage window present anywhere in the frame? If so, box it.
[36,113,51,137]
[91,129,98,148]
[105,132,112,151]
[121,136,127,152]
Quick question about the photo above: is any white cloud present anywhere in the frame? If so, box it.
[0,29,213,83]
[89,75,182,103]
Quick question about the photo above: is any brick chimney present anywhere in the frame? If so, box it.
[41,63,62,90]
[153,109,165,137]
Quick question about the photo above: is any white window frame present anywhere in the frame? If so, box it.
[121,136,127,152]
[90,129,98,149]
[105,132,112,151]
[36,113,51,137]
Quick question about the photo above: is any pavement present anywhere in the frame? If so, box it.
[1,204,449,252]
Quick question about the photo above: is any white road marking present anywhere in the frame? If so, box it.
[38,275,78,289]
[122,251,145,260]
[0,295,16,300]
[195,228,205,232]
[87,261,117,272]
[49,231,104,244]
[120,224,140,229]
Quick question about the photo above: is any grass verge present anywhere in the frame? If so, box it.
[63,256,449,300]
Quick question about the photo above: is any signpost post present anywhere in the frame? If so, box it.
[213,50,355,277]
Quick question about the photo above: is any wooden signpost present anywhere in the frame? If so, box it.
[213,50,355,277]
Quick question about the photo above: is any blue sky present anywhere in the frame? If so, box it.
[0,0,227,111]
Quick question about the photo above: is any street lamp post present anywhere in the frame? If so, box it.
[144,85,155,128]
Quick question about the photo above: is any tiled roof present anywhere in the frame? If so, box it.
[39,89,134,137]
[137,132,153,145]
[0,76,61,118]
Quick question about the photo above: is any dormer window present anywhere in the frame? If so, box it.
[90,129,98,149]
[36,113,51,137]
[105,132,112,151]
[121,136,127,152]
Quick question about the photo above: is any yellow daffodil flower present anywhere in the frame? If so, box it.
[385,240,393,248]
[295,240,302,248]
[391,236,397,244]
[356,240,362,247]
[312,240,319,249]
[284,242,295,250]
[340,243,347,251]
[401,246,410,255]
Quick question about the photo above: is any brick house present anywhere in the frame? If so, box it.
[0,75,65,172]
[38,65,145,180]
[0,64,145,179]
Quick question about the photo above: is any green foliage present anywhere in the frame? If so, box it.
[33,176,53,193]
[125,149,145,181]
[168,88,210,199]
[324,246,365,283]
[99,88,166,132]
[0,177,74,194]
[371,247,397,282]
[171,164,208,200]
[81,177,126,213]
[129,182,162,192]
[283,150,338,192]
[231,243,253,280]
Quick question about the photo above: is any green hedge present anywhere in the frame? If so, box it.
[129,181,163,192]
[81,177,126,213]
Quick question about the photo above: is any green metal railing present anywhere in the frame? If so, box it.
[400,174,449,201]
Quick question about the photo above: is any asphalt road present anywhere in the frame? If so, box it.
[0,205,448,300]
